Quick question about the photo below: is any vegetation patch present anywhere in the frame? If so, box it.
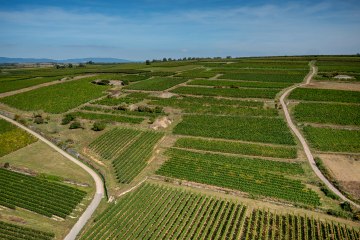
[303,126,360,152]
[289,88,360,103]
[157,149,319,205]
[73,111,144,124]
[174,137,297,159]
[219,73,305,83]
[0,168,86,218]
[125,77,188,91]
[173,115,295,145]
[188,79,293,89]
[0,221,54,240]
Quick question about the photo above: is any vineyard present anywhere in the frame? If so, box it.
[0,221,55,240]
[79,183,247,240]
[170,86,280,99]
[0,119,37,157]
[0,78,109,113]
[219,73,306,83]
[0,76,63,94]
[0,168,86,218]
[289,88,360,103]
[294,102,360,126]
[188,79,293,89]
[241,209,360,240]
[157,149,320,205]
[124,77,188,91]
[303,126,360,153]
[174,137,297,159]
[88,127,164,183]
[173,115,295,145]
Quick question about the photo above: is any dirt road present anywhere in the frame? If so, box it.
[280,62,360,209]
[0,113,104,239]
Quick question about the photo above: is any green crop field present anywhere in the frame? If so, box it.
[89,128,164,183]
[219,73,306,83]
[303,126,360,153]
[241,209,360,240]
[124,77,188,91]
[294,102,360,126]
[0,168,86,218]
[174,137,297,159]
[173,115,295,145]
[171,86,280,99]
[0,78,109,113]
[289,88,360,103]
[157,149,319,205]
[73,111,144,124]
[176,69,217,78]
[188,79,293,89]
[0,119,37,157]
[80,183,247,240]
[0,76,63,93]
[0,221,55,240]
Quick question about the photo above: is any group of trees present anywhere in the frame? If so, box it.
[145,56,233,64]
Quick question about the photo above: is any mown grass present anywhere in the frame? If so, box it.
[303,126,360,153]
[173,115,295,145]
[174,137,297,159]
[294,102,360,126]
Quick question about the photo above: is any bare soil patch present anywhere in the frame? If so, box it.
[149,116,172,130]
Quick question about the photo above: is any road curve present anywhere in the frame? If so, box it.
[0,113,104,239]
[280,62,360,209]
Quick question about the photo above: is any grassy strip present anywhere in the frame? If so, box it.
[170,86,280,99]
[303,126,360,152]
[294,102,360,126]
[125,77,188,91]
[188,79,293,89]
[289,88,360,103]
[173,115,295,145]
[73,111,144,124]
[174,137,297,159]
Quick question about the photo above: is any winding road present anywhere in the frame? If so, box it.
[0,113,104,240]
[280,62,360,209]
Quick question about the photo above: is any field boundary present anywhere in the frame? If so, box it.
[280,61,360,209]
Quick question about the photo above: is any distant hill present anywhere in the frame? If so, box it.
[0,57,132,64]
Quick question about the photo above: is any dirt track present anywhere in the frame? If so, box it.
[280,62,360,209]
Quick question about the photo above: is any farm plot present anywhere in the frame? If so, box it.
[303,126,360,153]
[241,209,360,240]
[0,119,37,157]
[176,69,217,78]
[0,76,63,94]
[317,60,360,73]
[81,105,164,118]
[289,88,360,103]
[150,96,277,116]
[0,168,86,218]
[157,149,319,206]
[188,79,293,89]
[124,77,188,91]
[173,115,295,145]
[0,78,109,113]
[72,111,144,124]
[80,183,247,240]
[88,128,164,183]
[294,102,360,126]
[220,61,309,70]
[219,73,305,83]
[0,221,54,240]
[174,137,297,159]
[170,86,280,99]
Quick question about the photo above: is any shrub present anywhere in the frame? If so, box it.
[69,121,82,129]
[34,115,44,124]
[61,114,76,125]
[340,201,352,212]
[92,121,106,131]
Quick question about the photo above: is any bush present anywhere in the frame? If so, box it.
[340,201,352,212]
[320,185,340,200]
[92,121,106,131]
[3,162,10,168]
[69,121,82,129]
[117,103,128,111]
[34,115,44,124]
[62,114,76,125]
[154,106,163,113]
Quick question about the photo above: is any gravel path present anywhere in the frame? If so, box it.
[0,113,105,239]
[280,62,360,209]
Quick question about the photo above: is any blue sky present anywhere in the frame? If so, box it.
[0,0,359,60]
